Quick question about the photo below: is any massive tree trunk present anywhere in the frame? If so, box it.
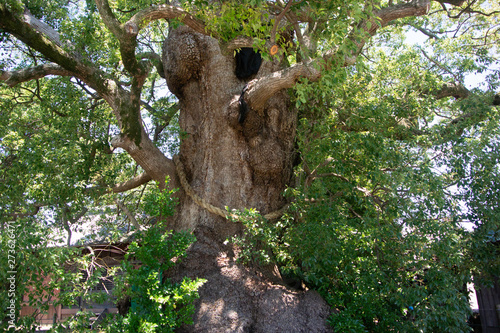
[164,26,295,238]
[161,26,332,332]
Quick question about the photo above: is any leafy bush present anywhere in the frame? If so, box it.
[142,178,178,220]
[110,228,205,333]
[109,181,204,333]
[0,180,204,333]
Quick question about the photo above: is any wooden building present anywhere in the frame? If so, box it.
[20,242,128,328]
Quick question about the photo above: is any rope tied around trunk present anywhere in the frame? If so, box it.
[173,155,287,221]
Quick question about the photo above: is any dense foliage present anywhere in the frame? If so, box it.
[217,1,500,331]
[0,182,203,333]
[108,228,205,333]
[1,0,500,332]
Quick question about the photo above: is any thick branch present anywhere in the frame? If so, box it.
[22,7,63,47]
[245,60,321,111]
[0,5,83,75]
[0,63,74,87]
[377,0,431,26]
[0,4,117,99]
[95,0,145,76]
[0,4,177,197]
[343,0,431,61]
[111,129,178,190]
[434,82,470,99]
[112,172,152,193]
[128,4,207,35]
[96,1,207,76]
[94,0,123,38]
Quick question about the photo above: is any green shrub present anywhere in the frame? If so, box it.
[110,227,206,333]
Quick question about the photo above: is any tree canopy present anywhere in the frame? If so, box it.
[1,0,500,332]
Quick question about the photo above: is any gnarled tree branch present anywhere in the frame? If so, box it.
[111,130,178,190]
[112,172,153,193]
[0,4,120,101]
[0,63,74,87]
[0,3,185,195]
[22,7,63,47]
[95,0,146,76]
[245,60,321,111]
[94,0,123,37]
[0,5,84,76]
[128,4,207,35]
[342,0,431,62]
[434,82,470,99]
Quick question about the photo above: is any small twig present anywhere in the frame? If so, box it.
[115,199,143,230]
[419,47,461,82]
[270,0,294,44]
[409,23,440,39]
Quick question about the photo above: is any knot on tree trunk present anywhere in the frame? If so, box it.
[162,26,209,97]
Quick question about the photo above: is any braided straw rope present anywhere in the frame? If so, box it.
[173,155,287,221]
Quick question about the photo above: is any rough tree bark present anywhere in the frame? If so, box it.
[164,25,295,236]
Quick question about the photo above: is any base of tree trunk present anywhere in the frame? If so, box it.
[170,227,333,333]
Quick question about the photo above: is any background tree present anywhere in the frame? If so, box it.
[1,0,499,332]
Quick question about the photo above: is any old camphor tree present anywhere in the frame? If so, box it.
[1,0,500,332]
